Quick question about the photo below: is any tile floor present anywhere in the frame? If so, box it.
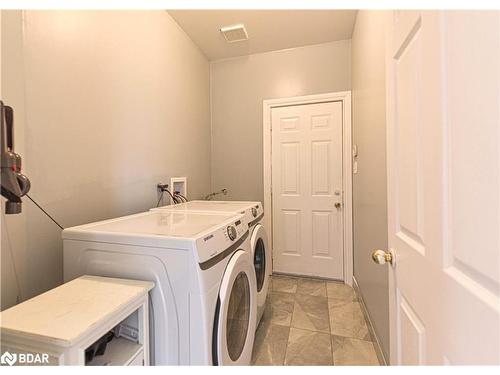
[251,274,380,366]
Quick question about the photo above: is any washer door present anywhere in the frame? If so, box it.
[250,224,270,310]
[214,250,257,365]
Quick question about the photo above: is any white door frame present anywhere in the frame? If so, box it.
[263,91,353,285]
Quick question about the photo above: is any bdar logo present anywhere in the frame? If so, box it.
[0,351,48,366]
[1,352,17,366]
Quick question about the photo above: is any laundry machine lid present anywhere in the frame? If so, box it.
[63,211,241,242]
[154,200,260,214]
[213,250,257,365]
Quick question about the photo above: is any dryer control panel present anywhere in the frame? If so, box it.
[242,202,264,227]
[224,217,246,242]
[195,214,249,265]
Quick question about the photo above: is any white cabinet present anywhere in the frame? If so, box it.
[0,276,153,366]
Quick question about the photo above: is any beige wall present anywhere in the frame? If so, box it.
[1,10,211,310]
[1,10,29,309]
[210,40,351,202]
[351,10,389,361]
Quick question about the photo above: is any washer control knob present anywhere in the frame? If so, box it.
[251,207,258,218]
[227,225,237,241]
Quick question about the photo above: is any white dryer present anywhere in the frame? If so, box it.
[152,200,270,325]
[63,210,257,365]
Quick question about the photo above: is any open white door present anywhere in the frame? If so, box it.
[382,10,500,364]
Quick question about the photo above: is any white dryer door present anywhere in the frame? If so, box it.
[250,224,270,299]
[214,250,257,365]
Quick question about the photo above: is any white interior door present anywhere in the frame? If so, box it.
[385,10,500,364]
[271,101,343,279]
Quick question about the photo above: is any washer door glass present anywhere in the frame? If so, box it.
[254,238,266,292]
[226,271,250,361]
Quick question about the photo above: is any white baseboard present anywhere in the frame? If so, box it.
[352,276,388,365]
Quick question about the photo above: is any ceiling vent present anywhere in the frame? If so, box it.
[220,24,248,43]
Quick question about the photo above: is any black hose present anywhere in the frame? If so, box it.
[156,191,164,207]
[175,193,188,202]
[26,194,64,230]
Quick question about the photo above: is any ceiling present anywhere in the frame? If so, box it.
[168,10,357,61]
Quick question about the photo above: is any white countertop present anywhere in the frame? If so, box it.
[0,275,154,347]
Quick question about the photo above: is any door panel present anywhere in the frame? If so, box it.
[386,10,500,365]
[280,116,300,132]
[440,10,500,365]
[445,11,500,286]
[312,141,332,195]
[281,209,301,255]
[272,101,343,279]
[399,294,426,365]
[311,211,333,257]
[281,142,300,194]
[395,29,425,247]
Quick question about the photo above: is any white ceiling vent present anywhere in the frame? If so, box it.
[220,24,248,43]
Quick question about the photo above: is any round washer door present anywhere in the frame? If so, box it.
[250,224,270,308]
[214,249,257,365]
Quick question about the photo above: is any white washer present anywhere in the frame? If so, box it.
[152,200,270,326]
[63,210,257,365]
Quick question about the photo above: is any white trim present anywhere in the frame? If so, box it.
[353,276,388,365]
[262,91,353,286]
[170,176,188,199]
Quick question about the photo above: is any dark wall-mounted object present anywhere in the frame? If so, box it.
[1,100,31,214]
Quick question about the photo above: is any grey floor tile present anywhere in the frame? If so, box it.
[297,278,327,297]
[272,275,298,294]
[262,292,295,326]
[291,293,330,333]
[252,321,290,365]
[331,335,379,366]
[328,299,370,340]
[326,282,357,301]
[252,275,378,366]
[284,328,333,366]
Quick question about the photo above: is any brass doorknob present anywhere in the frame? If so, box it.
[372,249,395,266]
[334,202,342,209]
